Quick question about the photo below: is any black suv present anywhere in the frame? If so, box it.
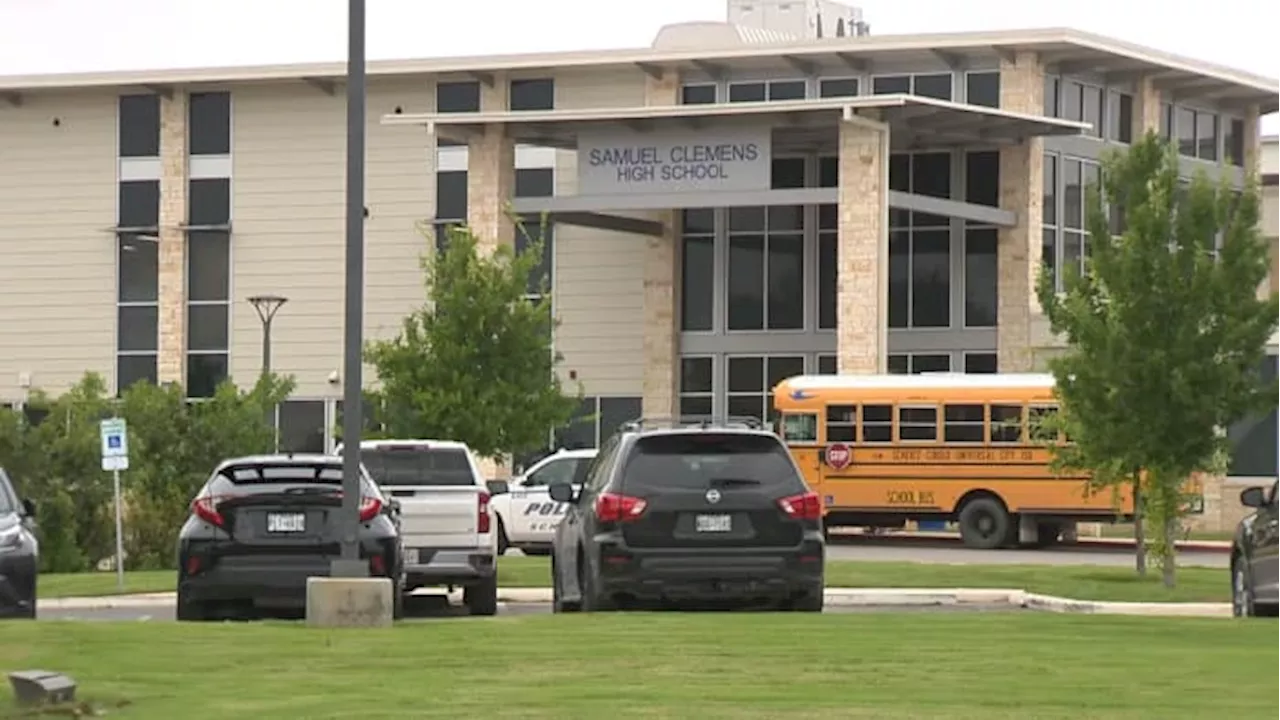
[547,417,825,611]
[1231,480,1278,617]
[0,467,38,619]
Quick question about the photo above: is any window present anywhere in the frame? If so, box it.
[964,227,997,328]
[1028,405,1059,442]
[781,414,818,443]
[1195,111,1218,161]
[681,209,715,332]
[965,72,999,108]
[818,204,836,329]
[679,356,714,418]
[515,167,554,198]
[873,73,951,100]
[899,406,938,441]
[728,82,766,103]
[436,81,480,113]
[726,206,804,331]
[888,353,951,374]
[861,405,893,442]
[434,169,467,254]
[728,80,807,103]
[818,77,859,98]
[990,404,1023,443]
[726,355,804,422]
[509,78,554,111]
[964,151,999,208]
[278,400,326,453]
[1105,91,1133,143]
[889,153,952,329]
[514,214,553,297]
[1060,80,1102,136]
[1042,154,1057,227]
[1227,355,1278,477]
[599,397,641,443]
[525,457,577,487]
[872,75,910,95]
[826,405,856,442]
[963,352,997,374]
[681,84,716,104]
[772,157,806,189]
[1043,76,1060,117]
[817,354,837,375]
[186,178,231,399]
[1051,156,1098,289]
[555,397,599,450]
[189,92,231,155]
[1225,118,1246,167]
[944,404,984,443]
[1176,106,1196,157]
[1160,103,1173,140]
[767,80,807,101]
[118,94,160,157]
[117,177,159,392]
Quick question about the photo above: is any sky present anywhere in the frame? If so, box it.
[0,0,1275,131]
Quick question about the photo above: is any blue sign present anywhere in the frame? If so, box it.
[100,418,129,471]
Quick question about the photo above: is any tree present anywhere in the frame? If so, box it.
[365,221,582,460]
[1036,131,1278,588]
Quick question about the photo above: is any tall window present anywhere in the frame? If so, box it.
[726,355,805,422]
[1105,90,1133,144]
[680,209,715,332]
[552,397,644,449]
[964,151,999,328]
[679,357,714,418]
[434,169,467,255]
[1060,80,1103,137]
[189,92,231,156]
[514,168,555,299]
[888,152,952,329]
[187,179,231,398]
[1169,105,1220,161]
[726,206,805,331]
[1043,154,1099,291]
[116,94,161,392]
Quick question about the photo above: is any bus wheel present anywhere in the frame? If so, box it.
[958,497,1011,550]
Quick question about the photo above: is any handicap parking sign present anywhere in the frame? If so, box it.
[100,418,129,471]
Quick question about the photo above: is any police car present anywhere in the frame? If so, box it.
[489,448,597,555]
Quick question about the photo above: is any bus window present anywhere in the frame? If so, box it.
[899,406,939,442]
[861,404,893,442]
[826,405,857,442]
[943,404,984,443]
[781,413,818,443]
[1028,405,1059,443]
[990,404,1024,443]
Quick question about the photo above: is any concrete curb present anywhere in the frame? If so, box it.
[832,530,1232,554]
[39,587,1233,617]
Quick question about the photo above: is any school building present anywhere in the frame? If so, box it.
[0,7,1276,528]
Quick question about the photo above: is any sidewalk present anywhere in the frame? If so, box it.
[833,529,1232,553]
[38,587,1232,618]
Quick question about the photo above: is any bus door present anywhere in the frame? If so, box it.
[778,411,822,493]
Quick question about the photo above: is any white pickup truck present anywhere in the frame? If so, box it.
[337,439,498,616]
[489,448,597,555]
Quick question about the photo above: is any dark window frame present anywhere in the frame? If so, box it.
[188,92,232,156]
[509,78,555,112]
[436,80,481,113]
[118,94,161,158]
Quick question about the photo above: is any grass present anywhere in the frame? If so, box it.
[1095,523,1234,543]
[39,556,1229,604]
[0,614,1275,719]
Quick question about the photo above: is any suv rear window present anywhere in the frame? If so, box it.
[620,433,802,492]
[362,447,475,487]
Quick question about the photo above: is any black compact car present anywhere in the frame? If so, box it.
[548,417,825,612]
[0,467,38,619]
[176,454,405,621]
[1230,480,1278,617]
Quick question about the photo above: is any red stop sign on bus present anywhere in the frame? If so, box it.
[826,442,852,470]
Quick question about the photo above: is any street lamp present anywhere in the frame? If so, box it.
[248,294,287,452]
[247,294,288,377]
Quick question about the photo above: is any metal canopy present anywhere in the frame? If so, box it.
[382,95,1090,152]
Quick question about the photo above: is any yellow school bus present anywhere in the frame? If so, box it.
[772,372,1203,549]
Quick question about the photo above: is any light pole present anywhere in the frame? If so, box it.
[334,0,369,578]
[248,294,287,451]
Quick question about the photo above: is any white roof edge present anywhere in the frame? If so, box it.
[379,94,1092,133]
[0,27,1273,96]
[779,373,1058,391]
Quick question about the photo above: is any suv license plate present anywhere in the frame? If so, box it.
[696,514,732,533]
[267,513,306,533]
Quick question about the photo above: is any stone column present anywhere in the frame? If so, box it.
[157,91,189,385]
[467,74,514,254]
[996,51,1045,372]
[641,68,681,418]
[1243,104,1262,175]
[835,114,887,375]
[1133,74,1162,138]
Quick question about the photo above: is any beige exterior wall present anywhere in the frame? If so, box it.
[555,68,648,110]
[0,91,117,400]
[996,51,1044,373]
[640,69,679,417]
[157,91,188,385]
[229,78,432,398]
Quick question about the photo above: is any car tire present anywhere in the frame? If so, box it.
[579,560,615,612]
[788,590,824,612]
[464,574,499,617]
[1231,556,1256,618]
[497,518,510,556]
[175,591,208,622]
[552,555,580,613]
[958,496,1012,550]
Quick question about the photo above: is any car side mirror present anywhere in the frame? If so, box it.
[386,498,401,515]
[548,482,577,504]
[1240,486,1267,508]
[20,498,35,518]
[486,480,510,496]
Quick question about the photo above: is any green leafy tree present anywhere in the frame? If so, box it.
[365,221,581,460]
[1037,131,1278,587]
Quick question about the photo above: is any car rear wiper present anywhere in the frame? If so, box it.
[708,477,762,488]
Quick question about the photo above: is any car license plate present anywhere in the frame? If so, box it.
[266,513,306,533]
[696,514,732,533]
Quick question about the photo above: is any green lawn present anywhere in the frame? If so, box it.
[39,556,1229,603]
[0,614,1274,719]
[1096,523,1234,543]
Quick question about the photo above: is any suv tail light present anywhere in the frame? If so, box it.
[192,494,234,528]
[477,491,492,534]
[594,493,647,524]
[777,491,822,521]
[358,496,383,523]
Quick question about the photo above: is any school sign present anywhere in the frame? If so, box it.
[577,126,772,195]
